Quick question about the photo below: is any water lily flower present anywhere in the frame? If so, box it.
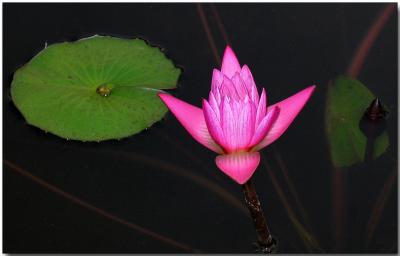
[159,46,315,184]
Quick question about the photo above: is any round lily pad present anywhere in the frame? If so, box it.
[11,35,181,141]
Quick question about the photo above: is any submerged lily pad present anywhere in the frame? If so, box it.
[325,76,389,168]
[11,35,181,141]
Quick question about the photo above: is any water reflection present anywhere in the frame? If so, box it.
[325,76,389,168]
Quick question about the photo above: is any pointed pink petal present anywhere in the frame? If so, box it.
[221,96,236,152]
[215,152,260,184]
[240,65,259,103]
[236,100,255,149]
[211,69,224,93]
[221,46,241,78]
[253,85,316,151]
[208,91,221,120]
[255,88,267,126]
[231,72,249,100]
[221,75,239,100]
[203,99,225,147]
[159,93,223,154]
[249,106,280,147]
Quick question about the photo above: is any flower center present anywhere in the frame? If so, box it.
[96,84,113,97]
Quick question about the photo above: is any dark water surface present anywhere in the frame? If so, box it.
[3,3,397,253]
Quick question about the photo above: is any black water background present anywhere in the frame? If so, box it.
[3,3,397,253]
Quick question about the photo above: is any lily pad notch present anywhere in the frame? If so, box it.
[11,35,181,141]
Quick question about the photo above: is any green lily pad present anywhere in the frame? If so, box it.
[325,75,389,168]
[11,35,181,141]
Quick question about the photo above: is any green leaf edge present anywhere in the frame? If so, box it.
[10,35,181,142]
[325,75,389,168]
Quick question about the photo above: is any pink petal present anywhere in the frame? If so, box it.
[221,46,241,78]
[236,100,255,149]
[215,152,260,184]
[253,85,316,151]
[240,65,259,102]
[231,72,249,100]
[221,75,239,100]
[255,88,267,126]
[249,106,279,147]
[211,69,224,93]
[203,99,225,147]
[208,91,221,120]
[221,96,236,152]
[159,93,223,154]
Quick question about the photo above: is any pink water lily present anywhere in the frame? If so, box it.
[159,46,315,184]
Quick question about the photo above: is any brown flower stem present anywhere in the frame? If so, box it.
[242,179,277,253]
